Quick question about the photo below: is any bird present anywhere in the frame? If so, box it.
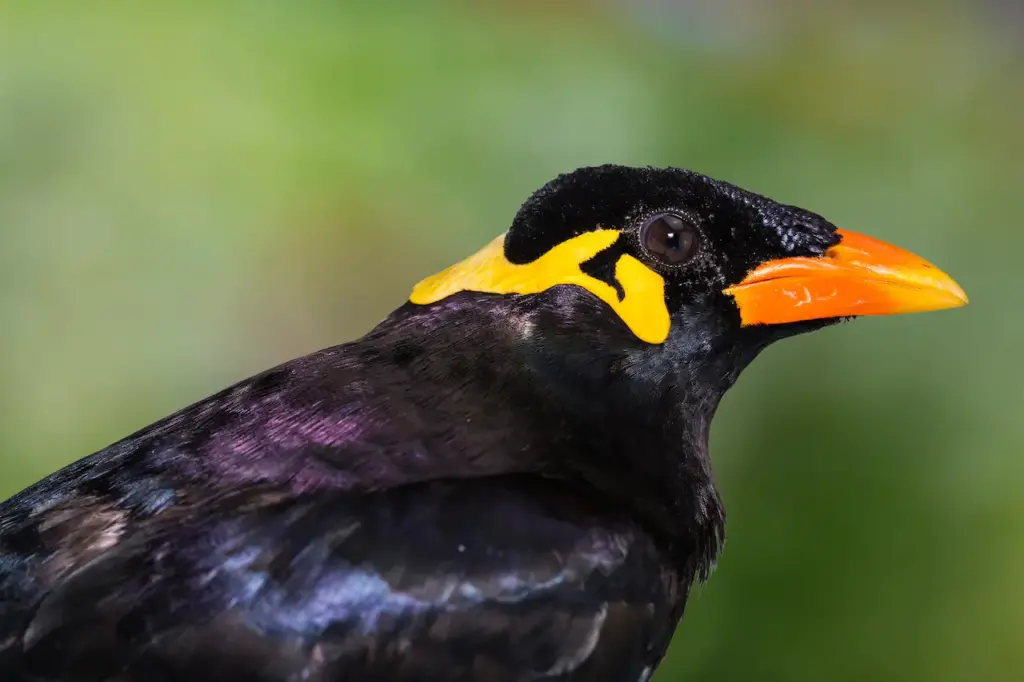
[0,165,967,682]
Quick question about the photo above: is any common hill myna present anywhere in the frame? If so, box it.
[0,166,967,681]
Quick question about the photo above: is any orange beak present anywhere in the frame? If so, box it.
[723,229,968,326]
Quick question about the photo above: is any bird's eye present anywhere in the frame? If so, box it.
[640,213,699,266]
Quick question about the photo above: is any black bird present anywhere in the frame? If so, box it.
[0,166,966,682]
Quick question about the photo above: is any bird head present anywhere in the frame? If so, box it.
[411,165,966,370]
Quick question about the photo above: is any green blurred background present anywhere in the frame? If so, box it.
[1,1,1021,680]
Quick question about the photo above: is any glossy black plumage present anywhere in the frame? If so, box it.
[0,165,847,681]
[14,479,683,682]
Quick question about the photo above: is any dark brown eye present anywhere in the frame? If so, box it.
[640,213,699,265]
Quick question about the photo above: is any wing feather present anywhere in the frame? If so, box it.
[10,478,682,682]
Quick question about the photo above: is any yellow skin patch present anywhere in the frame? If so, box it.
[410,230,671,344]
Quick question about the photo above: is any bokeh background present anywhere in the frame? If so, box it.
[1,1,1021,680]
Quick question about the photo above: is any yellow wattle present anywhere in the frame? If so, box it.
[410,230,671,344]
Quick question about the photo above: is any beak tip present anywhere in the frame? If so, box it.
[937,276,969,309]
